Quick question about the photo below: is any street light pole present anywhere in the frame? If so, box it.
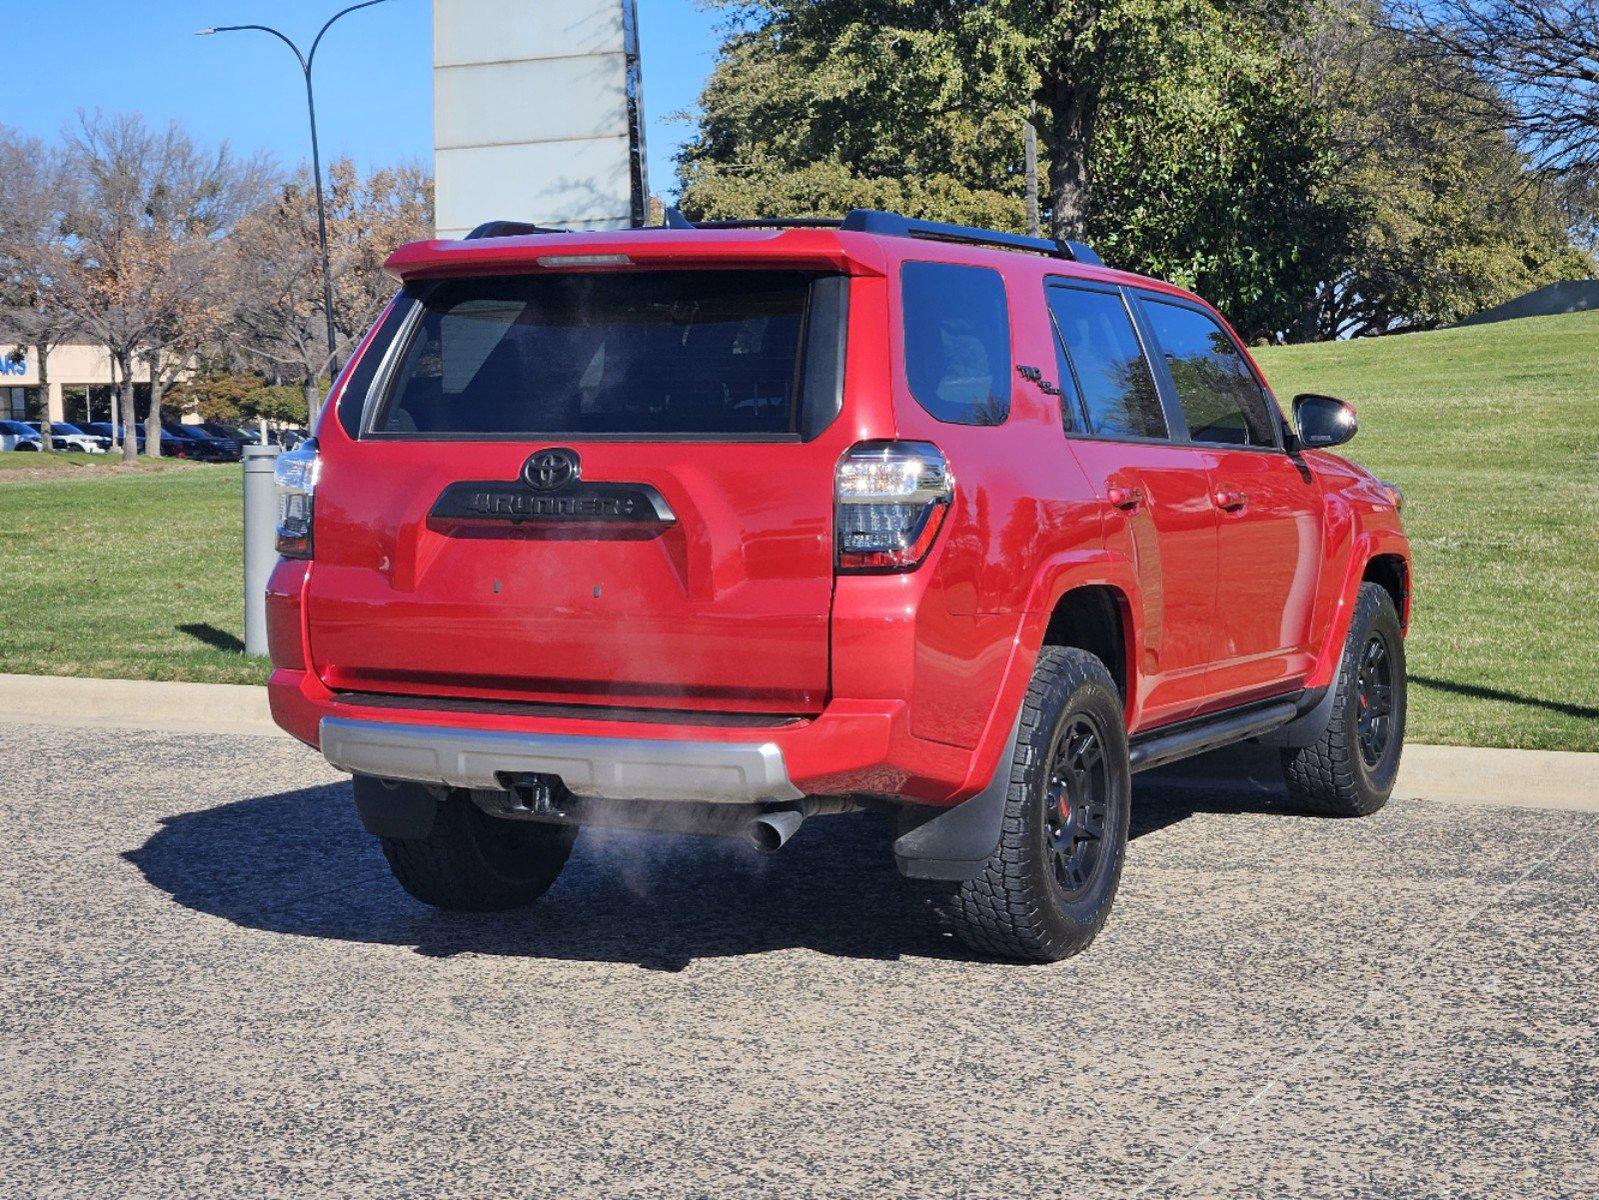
[199,0,396,420]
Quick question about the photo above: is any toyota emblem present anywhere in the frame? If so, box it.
[522,447,580,492]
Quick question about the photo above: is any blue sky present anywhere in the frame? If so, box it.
[0,0,723,198]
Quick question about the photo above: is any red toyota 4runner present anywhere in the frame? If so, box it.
[266,210,1410,962]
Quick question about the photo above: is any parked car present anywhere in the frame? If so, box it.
[24,421,109,453]
[197,420,262,446]
[276,427,309,450]
[267,210,1411,963]
[0,420,44,451]
[80,422,145,454]
[162,421,241,462]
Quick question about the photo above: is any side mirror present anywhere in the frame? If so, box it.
[1292,393,1357,450]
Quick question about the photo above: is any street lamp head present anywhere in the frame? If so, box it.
[195,27,216,35]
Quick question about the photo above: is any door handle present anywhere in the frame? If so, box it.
[1107,484,1144,511]
[1212,488,1247,512]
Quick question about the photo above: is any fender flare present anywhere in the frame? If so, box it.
[955,551,1141,799]
[1306,527,1411,691]
[894,555,1140,879]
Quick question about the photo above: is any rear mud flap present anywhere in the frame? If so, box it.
[352,774,440,840]
[892,712,1022,882]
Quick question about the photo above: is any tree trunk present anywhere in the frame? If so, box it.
[1044,83,1097,242]
[38,347,54,453]
[145,348,164,458]
[108,354,122,454]
[117,350,138,464]
[303,377,319,422]
[1024,116,1041,238]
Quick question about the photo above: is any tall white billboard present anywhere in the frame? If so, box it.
[433,0,647,237]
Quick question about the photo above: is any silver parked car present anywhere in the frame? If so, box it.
[0,420,44,451]
[25,421,109,453]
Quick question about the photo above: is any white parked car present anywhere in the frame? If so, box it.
[25,421,109,453]
[0,420,44,451]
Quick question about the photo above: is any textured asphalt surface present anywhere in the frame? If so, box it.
[3,727,1595,1199]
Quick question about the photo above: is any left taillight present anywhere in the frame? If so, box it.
[835,440,953,573]
[274,439,320,559]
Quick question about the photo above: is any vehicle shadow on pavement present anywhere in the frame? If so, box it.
[124,747,1301,971]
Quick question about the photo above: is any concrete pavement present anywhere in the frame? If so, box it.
[1,721,1595,1198]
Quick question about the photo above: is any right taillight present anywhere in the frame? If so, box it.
[273,438,320,559]
[835,440,953,573]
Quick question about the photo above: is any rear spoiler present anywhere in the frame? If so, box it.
[383,226,891,282]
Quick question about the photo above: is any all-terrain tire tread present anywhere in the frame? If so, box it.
[947,646,1126,963]
[379,797,573,912]
[1280,582,1402,817]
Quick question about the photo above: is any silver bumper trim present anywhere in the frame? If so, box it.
[318,716,804,804]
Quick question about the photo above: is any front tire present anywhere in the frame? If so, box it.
[1280,582,1406,816]
[379,794,576,912]
[946,646,1132,963]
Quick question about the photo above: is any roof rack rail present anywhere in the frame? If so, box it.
[465,207,1105,266]
[838,210,1102,265]
[659,205,1102,265]
[660,207,842,232]
[464,219,570,239]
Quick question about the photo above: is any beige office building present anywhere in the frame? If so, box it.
[0,342,164,425]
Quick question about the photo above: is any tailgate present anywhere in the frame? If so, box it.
[306,266,852,715]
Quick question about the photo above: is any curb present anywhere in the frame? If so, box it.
[0,672,279,739]
[3,672,1596,813]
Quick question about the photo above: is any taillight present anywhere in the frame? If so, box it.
[273,438,320,559]
[835,441,953,573]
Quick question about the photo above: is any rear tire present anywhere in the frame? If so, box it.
[1280,582,1406,817]
[379,794,576,912]
[946,646,1132,963]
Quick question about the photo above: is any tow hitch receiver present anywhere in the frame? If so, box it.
[491,774,571,819]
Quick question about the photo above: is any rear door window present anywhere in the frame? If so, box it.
[371,270,816,438]
[1046,286,1168,440]
[1139,299,1279,447]
[900,262,1012,425]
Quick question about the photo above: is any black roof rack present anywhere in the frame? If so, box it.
[660,205,1103,265]
[464,219,570,239]
[463,207,1104,267]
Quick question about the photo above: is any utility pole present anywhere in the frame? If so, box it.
[1024,107,1041,239]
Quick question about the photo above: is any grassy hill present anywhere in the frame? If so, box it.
[2,311,1595,750]
[1254,310,1599,751]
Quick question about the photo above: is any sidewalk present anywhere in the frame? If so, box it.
[3,672,1596,813]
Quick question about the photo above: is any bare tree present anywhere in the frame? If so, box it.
[0,127,80,451]
[55,111,269,461]
[1394,0,1599,186]
[231,157,432,420]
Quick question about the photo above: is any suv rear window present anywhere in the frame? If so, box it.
[900,262,1012,426]
[371,270,815,437]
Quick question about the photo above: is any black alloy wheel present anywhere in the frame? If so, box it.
[1355,633,1395,768]
[1044,714,1112,897]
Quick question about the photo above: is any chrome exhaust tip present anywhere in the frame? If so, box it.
[747,808,805,853]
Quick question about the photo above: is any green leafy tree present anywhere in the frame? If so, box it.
[678,0,1352,338]
[1295,2,1594,336]
[167,373,306,426]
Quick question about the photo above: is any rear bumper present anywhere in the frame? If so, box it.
[269,666,984,806]
[320,715,803,804]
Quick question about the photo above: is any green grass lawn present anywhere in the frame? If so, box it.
[1254,310,1599,751]
[2,310,1595,749]
[0,461,264,685]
